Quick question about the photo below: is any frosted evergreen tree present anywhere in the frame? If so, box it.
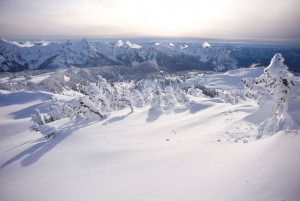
[48,96,64,121]
[151,86,164,111]
[242,53,295,137]
[263,54,294,116]
[73,96,106,119]
[163,86,177,112]
[142,87,153,106]
[38,124,58,140]
[31,109,46,125]
[117,86,134,112]
[132,89,145,108]
[62,104,74,119]
[218,90,239,104]
[97,75,108,89]
[174,87,190,107]
[243,53,294,115]
[85,83,111,114]
[31,108,58,139]
[187,85,203,97]
[96,76,119,111]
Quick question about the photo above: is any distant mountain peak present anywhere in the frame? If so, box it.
[77,38,90,46]
[115,40,123,47]
[202,42,211,48]
[114,40,142,49]
[66,40,73,45]
[1,39,35,47]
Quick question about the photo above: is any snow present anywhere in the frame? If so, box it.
[29,73,53,83]
[0,72,54,86]
[0,55,6,63]
[185,67,264,90]
[0,66,300,201]
[64,75,70,82]
[0,39,51,48]
[115,40,142,49]
[180,44,188,49]
[202,41,211,48]
[115,39,124,47]
[131,60,140,66]
[265,53,289,78]
[10,76,26,82]
[0,38,237,72]
[125,40,142,49]
[37,40,51,46]
[1,39,35,47]
[0,76,9,82]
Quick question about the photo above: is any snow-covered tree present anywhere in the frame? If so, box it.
[73,96,106,119]
[142,87,153,106]
[151,86,164,111]
[242,53,295,137]
[38,124,58,140]
[218,90,240,104]
[132,89,145,108]
[97,75,108,88]
[48,96,63,121]
[163,86,177,112]
[174,87,190,107]
[31,108,45,126]
[31,108,58,140]
[243,53,294,115]
[117,86,134,112]
[187,85,203,97]
[263,54,294,116]
[85,83,111,114]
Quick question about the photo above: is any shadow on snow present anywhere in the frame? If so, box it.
[1,120,98,168]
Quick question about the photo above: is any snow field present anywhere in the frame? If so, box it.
[0,88,300,201]
[1,60,300,201]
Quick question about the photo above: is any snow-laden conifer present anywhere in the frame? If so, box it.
[132,89,145,108]
[151,86,164,111]
[163,86,178,112]
[174,87,190,107]
[242,53,295,137]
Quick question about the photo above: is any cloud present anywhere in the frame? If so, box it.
[0,0,299,43]
[37,10,66,15]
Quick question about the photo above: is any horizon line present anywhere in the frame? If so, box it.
[1,36,300,46]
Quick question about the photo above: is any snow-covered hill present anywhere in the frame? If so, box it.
[1,88,300,201]
[0,39,237,72]
[0,55,300,201]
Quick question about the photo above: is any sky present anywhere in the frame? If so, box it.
[0,0,300,43]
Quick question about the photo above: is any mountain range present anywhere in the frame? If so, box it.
[0,39,237,72]
[1,39,300,73]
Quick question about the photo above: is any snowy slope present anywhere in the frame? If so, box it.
[0,39,63,71]
[0,64,162,93]
[1,66,300,201]
[185,67,265,91]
